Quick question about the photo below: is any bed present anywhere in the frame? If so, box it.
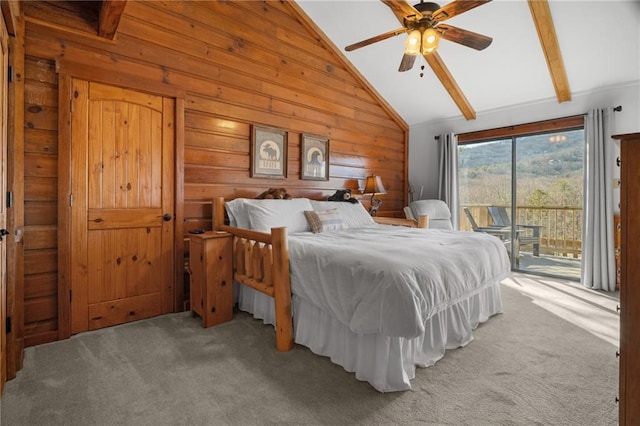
[212,197,510,392]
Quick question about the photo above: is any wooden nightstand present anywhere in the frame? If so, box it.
[188,231,233,328]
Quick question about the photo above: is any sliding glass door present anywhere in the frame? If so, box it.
[459,129,584,280]
[458,137,512,244]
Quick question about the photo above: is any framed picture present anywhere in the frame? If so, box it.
[300,134,329,181]
[251,125,288,179]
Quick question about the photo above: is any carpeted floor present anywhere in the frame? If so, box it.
[0,273,620,425]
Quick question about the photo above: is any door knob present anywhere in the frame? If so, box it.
[162,214,172,222]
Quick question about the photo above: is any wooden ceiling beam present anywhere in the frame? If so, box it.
[424,52,476,120]
[98,0,127,39]
[528,0,571,103]
[1,0,20,36]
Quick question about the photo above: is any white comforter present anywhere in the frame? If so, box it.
[288,225,510,339]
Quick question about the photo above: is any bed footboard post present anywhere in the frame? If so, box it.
[213,197,225,230]
[271,227,294,351]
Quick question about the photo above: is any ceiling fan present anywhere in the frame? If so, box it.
[344,0,493,120]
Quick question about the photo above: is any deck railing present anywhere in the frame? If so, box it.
[460,205,582,258]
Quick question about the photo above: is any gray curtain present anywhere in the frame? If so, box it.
[438,133,459,229]
[581,108,616,291]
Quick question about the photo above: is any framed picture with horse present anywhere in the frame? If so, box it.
[251,125,288,179]
[300,134,329,181]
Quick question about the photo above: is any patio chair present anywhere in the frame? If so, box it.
[463,207,510,239]
[463,207,520,265]
[487,206,541,256]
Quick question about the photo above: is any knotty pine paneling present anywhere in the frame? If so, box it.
[24,128,58,155]
[21,1,99,35]
[22,57,58,347]
[24,201,57,226]
[24,272,57,300]
[23,226,57,251]
[19,1,407,345]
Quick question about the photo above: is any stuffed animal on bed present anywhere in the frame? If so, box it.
[328,189,359,204]
[256,187,292,200]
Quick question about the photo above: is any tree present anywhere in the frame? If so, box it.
[528,189,550,206]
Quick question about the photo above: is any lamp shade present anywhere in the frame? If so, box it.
[363,175,386,195]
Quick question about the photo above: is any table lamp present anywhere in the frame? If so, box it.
[363,175,386,216]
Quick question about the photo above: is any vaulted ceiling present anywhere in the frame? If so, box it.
[298,0,640,126]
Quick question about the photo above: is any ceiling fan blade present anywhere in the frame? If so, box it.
[398,54,417,72]
[437,24,492,50]
[380,0,424,24]
[432,1,491,23]
[345,27,408,52]
[423,52,476,120]
[527,0,571,102]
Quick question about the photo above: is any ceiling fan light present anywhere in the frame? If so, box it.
[404,30,422,56]
[422,28,440,54]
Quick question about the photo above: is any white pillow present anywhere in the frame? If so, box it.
[225,198,252,228]
[225,198,310,229]
[310,201,375,228]
[304,209,346,233]
[246,198,314,233]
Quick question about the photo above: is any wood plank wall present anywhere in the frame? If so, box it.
[19,0,407,346]
[22,57,58,347]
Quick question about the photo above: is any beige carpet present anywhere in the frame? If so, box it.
[0,273,619,425]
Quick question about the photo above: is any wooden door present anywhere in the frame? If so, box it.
[0,10,9,395]
[70,80,174,334]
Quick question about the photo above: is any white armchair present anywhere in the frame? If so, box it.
[404,200,453,230]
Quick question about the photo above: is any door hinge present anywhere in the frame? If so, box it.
[6,317,11,334]
[70,99,73,113]
[6,191,12,208]
[69,194,73,206]
[8,66,13,83]
[70,290,72,302]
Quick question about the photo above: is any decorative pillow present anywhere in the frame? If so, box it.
[310,200,375,228]
[245,198,314,233]
[304,209,346,233]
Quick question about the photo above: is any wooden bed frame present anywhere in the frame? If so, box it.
[211,197,428,352]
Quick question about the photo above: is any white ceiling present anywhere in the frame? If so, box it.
[297,0,640,126]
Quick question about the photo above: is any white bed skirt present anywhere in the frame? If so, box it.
[236,280,503,392]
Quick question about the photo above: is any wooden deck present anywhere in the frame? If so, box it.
[461,204,583,280]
